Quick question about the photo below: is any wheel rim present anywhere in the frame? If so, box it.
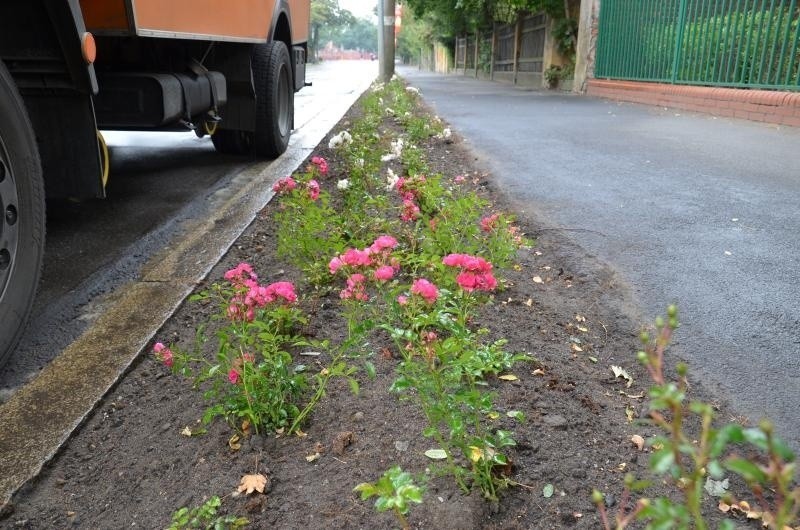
[0,135,19,299]
[277,64,290,137]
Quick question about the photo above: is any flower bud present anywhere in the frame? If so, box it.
[591,489,604,504]
[655,316,664,329]
[639,331,650,344]
[676,362,688,377]
[759,419,773,435]
[667,305,677,318]
[637,351,648,364]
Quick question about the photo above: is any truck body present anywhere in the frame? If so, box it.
[0,0,310,367]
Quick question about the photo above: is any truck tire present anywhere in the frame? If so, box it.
[0,61,45,369]
[252,41,293,158]
[211,129,252,155]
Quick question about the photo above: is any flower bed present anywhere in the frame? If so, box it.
[7,79,797,530]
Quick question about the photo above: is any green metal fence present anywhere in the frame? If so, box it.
[596,0,800,90]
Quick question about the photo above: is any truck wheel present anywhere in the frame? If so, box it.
[211,129,252,155]
[0,62,45,369]
[252,41,293,158]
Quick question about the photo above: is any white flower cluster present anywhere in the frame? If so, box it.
[328,130,353,149]
[385,168,399,191]
[337,179,350,190]
[436,127,452,140]
[371,82,385,93]
[405,86,420,95]
[384,107,396,117]
[380,137,405,162]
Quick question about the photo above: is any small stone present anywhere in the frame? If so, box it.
[160,422,171,433]
[571,468,587,479]
[604,493,616,507]
[394,440,409,452]
[248,435,265,451]
[352,411,364,422]
[542,414,568,430]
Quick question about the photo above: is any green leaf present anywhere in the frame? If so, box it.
[348,377,360,395]
[424,449,448,460]
[725,457,767,484]
[542,483,554,498]
[506,410,525,422]
[650,448,675,475]
[364,361,376,379]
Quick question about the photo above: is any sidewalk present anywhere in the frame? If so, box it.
[400,65,800,451]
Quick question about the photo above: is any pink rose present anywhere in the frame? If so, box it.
[329,256,344,274]
[369,235,398,253]
[411,278,438,304]
[307,179,320,201]
[374,265,395,282]
[228,369,240,384]
[272,176,297,194]
[397,295,409,305]
[480,213,500,232]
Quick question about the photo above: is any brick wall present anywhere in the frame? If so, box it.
[587,79,800,128]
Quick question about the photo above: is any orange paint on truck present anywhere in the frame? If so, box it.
[80,0,309,44]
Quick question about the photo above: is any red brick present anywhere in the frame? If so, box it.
[780,115,800,127]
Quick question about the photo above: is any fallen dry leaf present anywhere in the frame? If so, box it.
[181,426,192,437]
[611,365,634,388]
[631,435,645,451]
[229,434,242,451]
[305,452,321,462]
[499,374,518,381]
[577,326,589,333]
[241,420,252,435]
[532,368,546,376]
[532,276,543,284]
[294,429,308,438]
[625,407,635,423]
[238,473,267,495]
[571,343,583,353]
[525,298,533,306]
[575,314,586,322]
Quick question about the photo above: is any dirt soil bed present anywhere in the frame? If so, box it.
[4,85,752,530]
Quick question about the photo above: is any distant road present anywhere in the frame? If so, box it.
[401,66,800,450]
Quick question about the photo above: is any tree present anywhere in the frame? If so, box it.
[311,0,346,60]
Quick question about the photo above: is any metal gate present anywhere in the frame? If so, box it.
[596,0,800,90]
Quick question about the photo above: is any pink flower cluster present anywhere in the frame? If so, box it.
[401,199,420,222]
[329,235,400,300]
[272,176,297,194]
[307,179,320,201]
[395,175,426,223]
[340,273,369,301]
[410,278,439,304]
[311,156,328,175]
[480,213,500,232]
[153,342,174,368]
[224,262,298,321]
[443,253,498,292]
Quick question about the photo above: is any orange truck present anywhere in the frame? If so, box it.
[0,0,310,367]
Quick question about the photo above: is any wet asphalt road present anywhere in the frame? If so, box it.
[0,60,378,398]
[401,67,800,449]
